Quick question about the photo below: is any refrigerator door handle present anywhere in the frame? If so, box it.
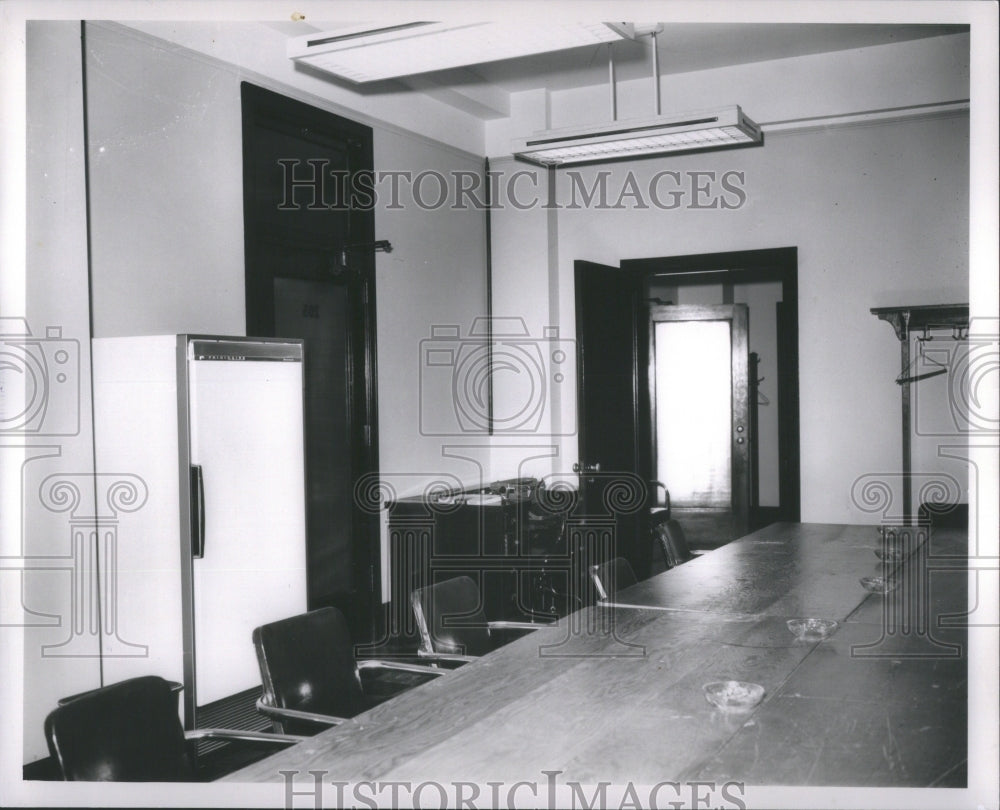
[190,464,205,559]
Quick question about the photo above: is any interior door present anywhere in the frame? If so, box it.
[241,83,380,640]
[649,304,750,547]
[575,260,651,578]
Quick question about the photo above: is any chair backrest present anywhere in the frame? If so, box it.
[253,607,367,733]
[410,575,495,656]
[44,675,194,781]
[652,514,696,569]
[589,557,638,602]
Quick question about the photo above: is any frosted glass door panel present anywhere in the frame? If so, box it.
[655,320,732,508]
[188,357,307,706]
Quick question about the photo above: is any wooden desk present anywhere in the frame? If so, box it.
[227,523,967,789]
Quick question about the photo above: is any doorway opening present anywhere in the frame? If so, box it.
[575,249,799,571]
[241,83,381,641]
[626,247,800,544]
[649,304,751,548]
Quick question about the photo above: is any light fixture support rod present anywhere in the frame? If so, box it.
[651,31,661,116]
[608,43,617,121]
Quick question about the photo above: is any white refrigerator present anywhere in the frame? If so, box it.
[92,335,308,729]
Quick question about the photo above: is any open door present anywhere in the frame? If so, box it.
[648,304,751,547]
[575,261,651,578]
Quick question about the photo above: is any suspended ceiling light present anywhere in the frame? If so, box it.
[287,22,634,83]
[512,106,762,166]
[512,27,762,166]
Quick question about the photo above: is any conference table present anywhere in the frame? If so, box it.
[228,522,968,791]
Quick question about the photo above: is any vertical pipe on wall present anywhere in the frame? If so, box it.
[79,21,105,683]
[485,157,494,434]
[900,316,912,521]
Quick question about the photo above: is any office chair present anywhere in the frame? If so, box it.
[589,557,638,603]
[650,480,672,519]
[648,482,703,571]
[44,675,304,781]
[651,511,699,570]
[253,607,446,735]
[410,575,549,663]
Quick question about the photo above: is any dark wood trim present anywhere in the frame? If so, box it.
[240,82,377,335]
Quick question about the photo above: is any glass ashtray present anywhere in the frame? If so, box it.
[703,680,765,712]
[860,575,899,594]
[874,547,904,562]
[786,618,839,641]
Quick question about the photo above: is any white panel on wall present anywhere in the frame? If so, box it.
[84,23,246,338]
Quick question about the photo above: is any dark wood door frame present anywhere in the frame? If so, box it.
[622,246,800,524]
[240,82,381,640]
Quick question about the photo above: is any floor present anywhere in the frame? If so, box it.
[671,507,738,550]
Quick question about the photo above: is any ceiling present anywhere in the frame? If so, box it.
[277,22,966,114]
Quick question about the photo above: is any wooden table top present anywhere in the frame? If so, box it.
[226,522,967,789]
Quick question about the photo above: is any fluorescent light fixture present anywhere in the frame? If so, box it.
[512,106,763,167]
[288,22,633,83]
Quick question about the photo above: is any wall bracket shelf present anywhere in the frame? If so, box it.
[871,303,969,520]
[871,303,969,342]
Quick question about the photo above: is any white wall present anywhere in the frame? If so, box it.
[487,112,970,524]
[487,157,568,481]
[372,127,489,594]
[21,20,102,764]
[86,23,246,336]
